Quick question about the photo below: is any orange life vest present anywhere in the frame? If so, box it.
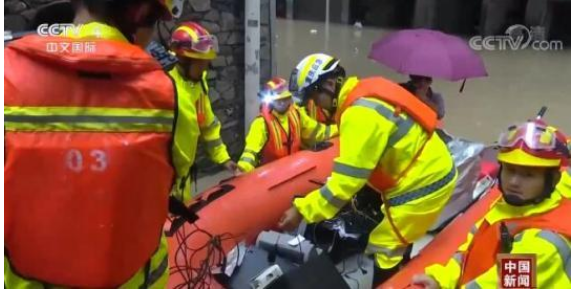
[336,77,438,193]
[458,198,571,286]
[306,99,333,124]
[260,105,302,164]
[4,36,176,288]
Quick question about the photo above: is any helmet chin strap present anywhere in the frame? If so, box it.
[498,166,556,207]
[329,97,338,118]
[325,75,345,119]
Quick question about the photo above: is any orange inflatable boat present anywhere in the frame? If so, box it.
[166,140,338,288]
[380,165,570,289]
[165,138,501,289]
[378,185,502,289]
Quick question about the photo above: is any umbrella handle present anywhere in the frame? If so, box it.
[536,106,548,120]
[459,79,466,93]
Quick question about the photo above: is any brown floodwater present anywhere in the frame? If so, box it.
[274,19,571,143]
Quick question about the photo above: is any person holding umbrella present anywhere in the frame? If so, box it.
[369,29,488,122]
[278,53,458,286]
[400,75,446,120]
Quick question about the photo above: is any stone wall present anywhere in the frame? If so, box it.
[155,0,274,175]
[4,0,74,32]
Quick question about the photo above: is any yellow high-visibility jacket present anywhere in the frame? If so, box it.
[238,106,338,172]
[168,66,231,202]
[425,189,570,289]
[294,77,457,269]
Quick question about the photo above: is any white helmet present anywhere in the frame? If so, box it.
[288,53,343,96]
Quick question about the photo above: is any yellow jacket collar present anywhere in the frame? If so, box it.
[336,76,360,112]
[63,22,129,43]
[486,190,564,224]
[172,65,208,87]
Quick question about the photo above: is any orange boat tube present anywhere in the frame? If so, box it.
[379,186,502,289]
[167,140,338,288]
[166,138,502,289]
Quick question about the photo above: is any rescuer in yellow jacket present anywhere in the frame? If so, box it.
[237,77,338,172]
[278,53,457,286]
[4,0,186,289]
[168,21,238,202]
[413,120,571,289]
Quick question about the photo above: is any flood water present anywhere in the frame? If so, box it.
[196,18,570,192]
[274,19,571,144]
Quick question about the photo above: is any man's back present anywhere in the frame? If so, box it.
[4,34,176,288]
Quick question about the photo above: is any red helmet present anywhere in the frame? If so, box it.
[170,22,218,60]
[497,120,569,168]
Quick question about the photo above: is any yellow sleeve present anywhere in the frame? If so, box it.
[298,106,339,146]
[199,90,231,165]
[293,105,393,223]
[425,221,481,289]
[427,225,571,289]
[513,229,571,288]
[238,117,268,173]
[456,228,571,289]
[300,104,317,121]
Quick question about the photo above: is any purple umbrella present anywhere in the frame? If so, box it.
[369,29,488,81]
